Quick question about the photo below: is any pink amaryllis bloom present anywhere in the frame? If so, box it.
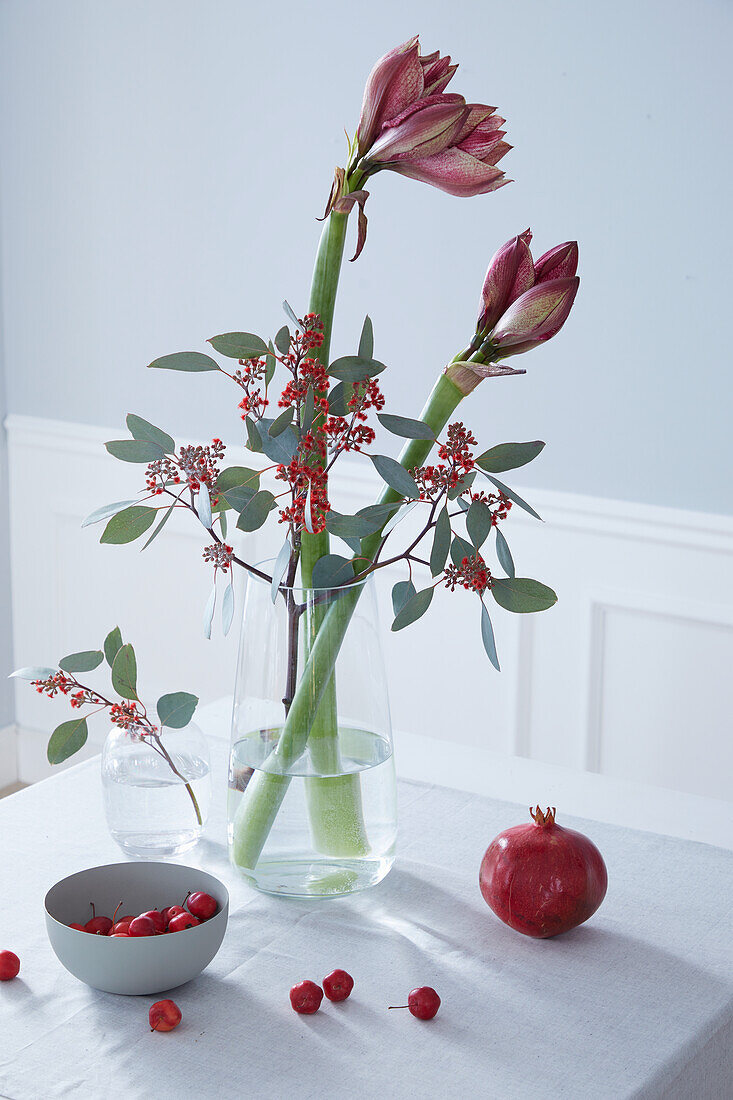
[477,229,535,334]
[488,276,580,357]
[355,36,510,198]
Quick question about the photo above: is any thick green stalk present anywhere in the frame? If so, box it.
[231,370,464,870]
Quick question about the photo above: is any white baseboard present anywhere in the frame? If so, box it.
[5,413,733,806]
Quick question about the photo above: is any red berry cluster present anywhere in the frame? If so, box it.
[413,421,477,497]
[109,700,150,735]
[146,439,225,496]
[32,673,104,710]
[444,553,493,595]
[202,543,234,574]
[236,360,270,419]
[278,357,330,408]
[469,488,513,524]
[323,377,385,453]
[276,453,331,534]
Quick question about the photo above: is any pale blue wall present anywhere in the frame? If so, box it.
[0,213,13,723]
[0,0,731,516]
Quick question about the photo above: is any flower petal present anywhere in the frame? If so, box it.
[478,231,535,333]
[490,276,580,352]
[367,97,468,163]
[533,241,579,283]
[357,36,423,155]
[390,147,509,196]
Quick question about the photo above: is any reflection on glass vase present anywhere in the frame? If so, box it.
[102,718,212,858]
[228,572,397,898]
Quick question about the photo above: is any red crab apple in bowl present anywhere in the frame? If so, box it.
[479,806,607,938]
[44,861,228,994]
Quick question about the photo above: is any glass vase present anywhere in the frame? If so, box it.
[228,572,397,898]
[101,718,212,858]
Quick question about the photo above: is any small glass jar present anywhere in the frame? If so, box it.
[101,718,211,858]
[228,572,397,898]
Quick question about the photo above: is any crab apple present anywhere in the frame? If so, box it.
[186,892,217,921]
[110,933,130,938]
[161,906,186,925]
[139,910,167,934]
[110,921,131,935]
[322,969,354,1002]
[289,980,323,1014]
[149,999,182,1032]
[68,923,86,931]
[84,903,113,936]
[0,951,20,981]
[389,987,441,1020]
[128,915,156,937]
[168,912,199,933]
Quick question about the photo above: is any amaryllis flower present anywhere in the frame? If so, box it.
[488,277,580,357]
[477,229,535,334]
[354,36,510,198]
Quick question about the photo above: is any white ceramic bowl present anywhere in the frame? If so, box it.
[45,861,229,995]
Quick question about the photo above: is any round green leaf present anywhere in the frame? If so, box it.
[329,356,386,383]
[208,332,269,359]
[104,627,123,668]
[157,691,199,729]
[148,351,220,372]
[311,554,356,589]
[268,407,294,437]
[466,499,492,548]
[59,650,104,674]
[391,579,416,616]
[216,467,261,493]
[105,439,164,464]
[236,490,276,532]
[47,716,88,764]
[450,535,475,567]
[111,643,138,699]
[274,325,291,354]
[491,577,557,613]
[100,506,157,545]
[326,512,376,539]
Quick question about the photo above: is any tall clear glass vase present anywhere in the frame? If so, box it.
[228,572,397,898]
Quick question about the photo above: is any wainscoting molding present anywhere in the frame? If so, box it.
[5,415,733,818]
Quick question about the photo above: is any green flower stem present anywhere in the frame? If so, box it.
[231,370,464,871]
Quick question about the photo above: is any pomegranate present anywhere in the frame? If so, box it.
[479,806,607,938]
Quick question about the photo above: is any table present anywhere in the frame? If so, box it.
[2,734,732,1099]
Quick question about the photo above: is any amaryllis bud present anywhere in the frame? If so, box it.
[488,277,580,357]
[533,241,578,284]
[355,37,510,199]
[477,229,534,334]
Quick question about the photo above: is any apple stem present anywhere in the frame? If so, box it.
[387,1005,408,1010]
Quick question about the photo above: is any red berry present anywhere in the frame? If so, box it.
[161,905,186,925]
[167,912,199,933]
[85,916,113,935]
[407,987,441,1020]
[128,915,156,937]
[149,999,182,1032]
[322,969,354,1002]
[289,980,323,1015]
[139,910,167,934]
[0,951,20,981]
[186,892,217,921]
[110,920,131,935]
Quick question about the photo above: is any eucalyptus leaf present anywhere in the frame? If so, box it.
[467,499,492,548]
[495,527,515,578]
[369,455,420,500]
[126,414,175,454]
[274,325,291,354]
[329,356,386,383]
[198,488,213,530]
[481,602,500,671]
[356,502,401,529]
[282,300,303,330]
[358,315,374,360]
[483,475,543,521]
[148,351,220,372]
[59,650,104,674]
[391,587,434,632]
[326,512,376,539]
[105,439,164,464]
[157,691,198,729]
[208,332,269,359]
[303,480,314,534]
[255,418,298,463]
[450,535,476,567]
[9,666,57,680]
[203,584,217,639]
[82,499,138,528]
[216,467,260,493]
[311,554,356,590]
[476,440,545,473]
[491,577,557,613]
[447,470,476,500]
[236,490,276,532]
[104,627,123,668]
[327,381,348,417]
[377,413,434,440]
[245,417,263,453]
[271,539,292,603]
[47,716,88,765]
[111,644,138,699]
[391,579,416,616]
[100,506,157,545]
[222,485,256,513]
[141,496,177,550]
[430,507,451,576]
[265,352,276,387]
[382,500,419,536]
[268,407,294,437]
[222,582,235,636]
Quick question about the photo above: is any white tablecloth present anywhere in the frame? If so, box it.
[2,736,732,1099]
